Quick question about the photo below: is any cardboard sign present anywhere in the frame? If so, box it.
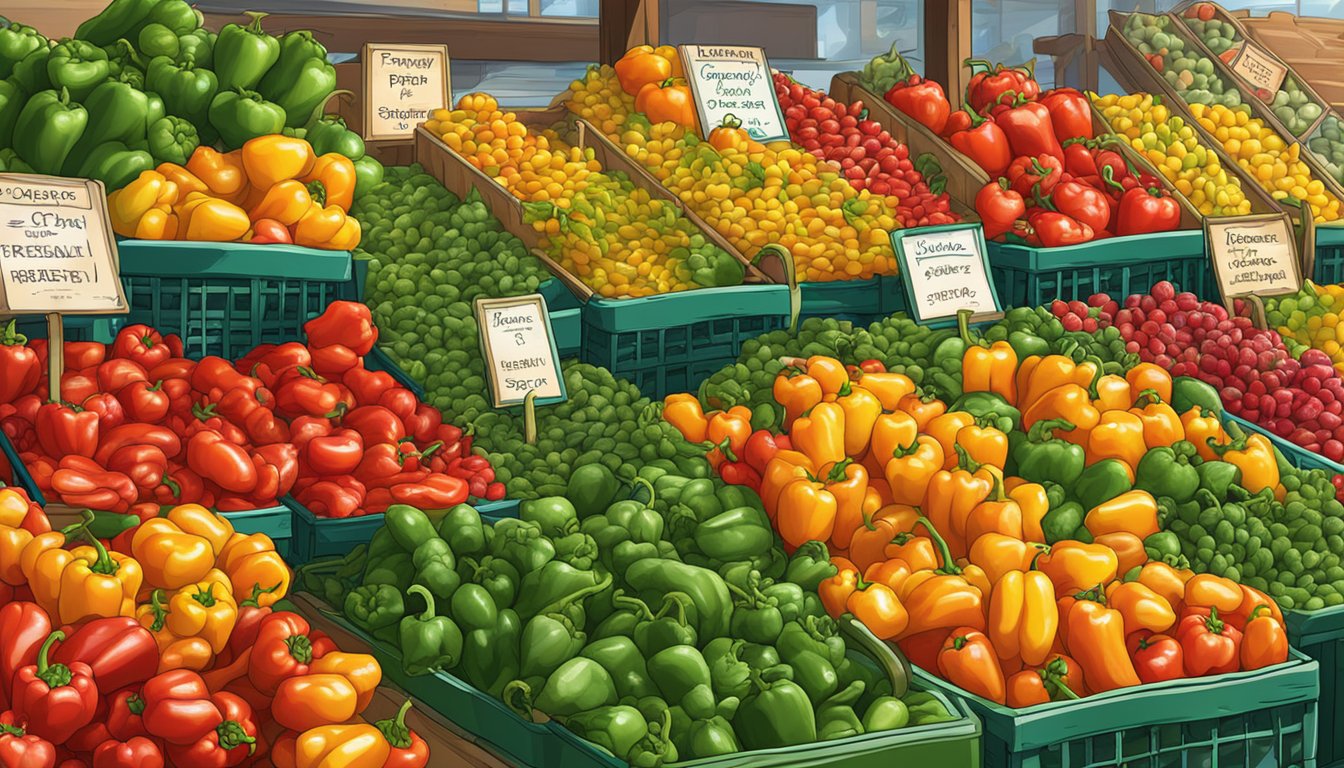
[0,174,124,315]
[679,45,789,143]
[475,294,567,408]
[363,43,451,142]
[1229,42,1288,97]
[892,224,1002,323]
[1206,213,1301,299]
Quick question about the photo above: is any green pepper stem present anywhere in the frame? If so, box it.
[376,698,416,749]
[502,680,536,721]
[35,631,70,689]
[912,516,961,575]
[407,584,436,620]
[1131,388,1163,408]
[954,442,981,474]
[1028,417,1075,442]
[631,476,656,510]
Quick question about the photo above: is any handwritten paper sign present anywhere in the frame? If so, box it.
[1229,42,1288,98]
[892,224,1002,323]
[1206,214,1301,299]
[362,43,451,142]
[0,175,124,314]
[678,45,788,143]
[475,295,567,408]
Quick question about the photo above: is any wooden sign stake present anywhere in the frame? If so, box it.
[45,313,63,404]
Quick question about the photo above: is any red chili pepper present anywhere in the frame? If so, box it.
[79,394,125,432]
[389,474,467,510]
[246,614,334,696]
[93,424,181,466]
[342,405,408,447]
[966,59,1040,114]
[309,344,360,378]
[1046,180,1112,234]
[187,431,258,495]
[882,55,951,135]
[114,381,169,424]
[92,736,163,768]
[378,387,418,423]
[404,404,442,445]
[0,712,57,768]
[105,689,150,742]
[996,96,1064,161]
[248,443,298,503]
[1039,87,1094,144]
[303,301,378,356]
[105,445,167,492]
[298,476,367,518]
[142,670,257,766]
[1006,153,1064,198]
[1117,185,1182,236]
[0,322,40,404]
[975,179,1027,240]
[1028,210,1094,247]
[0,603,51,712]
[110,325,170,370]
[35,402,100,459]
[51,617,159,696]
[50,457,137,514]
[376,699,430,768]
[12,631,99,744]
[948,111,1012,176]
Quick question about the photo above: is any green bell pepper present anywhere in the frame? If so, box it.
[213,11,279,91]
[145,54,216,134]
[739,642,782,671]
[10,46,51,94]
[257,29,335,128]
[592,591,656,640]
[138,23,180,59]
[63,80,155,173]
[438,504,487,557]
[520,607,586,681]
[458,555,518,608]
[761,578,806,624]
[647,644,712,708]
[0,78,22,148]
[952,392,1022,432]
[817,680,866,741]
[512,560,611,619]
[624,559,733,640]
[1008,327,1051,360]
[46,39,110,101]
[683,710,740,758]
[553,531,598,570]
[344,583,405,641]
[1041,501,1084,544]
[13,88,87,175]
[450,583,498,634]
[736,667,817,749]
[904,690,955,725]
[561,706,650,762]
[777,615,846,669]
[489,518,556,577]
[727,578,783,644]
[176,30,214,68]
[1010,417,1086,490]
[634,593,698,656]
[611,540,667,576]
[862,696,910,731]
[1144,531,1185,564]
[506,656,617,720]
[147,0,198,36]
[102,39,144,84]
[398,584,463,675]
[308,113,366,159]
[461,608,521,698]
[411,537,459,603]
[383,504,438,553]
[75,141,154,189]
[580,637,658,700]
[1172,376,1222,415]
[694,506,774,562]
[784,540,837,592]
[520,495,579,538]
[703,638,751,700]
[1074,458,1135,511]
[0,19,45,80]
[353,155,385,200]
[0,148,33,173]
[74,0,160,47]
[1197,459,1241,500]
[146,115,199,164]
[208,87,285,150]
[1134,442,1200,504]
[603,478,664,543]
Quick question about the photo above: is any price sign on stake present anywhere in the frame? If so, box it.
[362,43,451,142]
[1205,213,1301,301]
[1228,42,1288,98]
[0,174,125,403]
[475,294,567,413]
[892,223,1003,324]
[679,45,789,143]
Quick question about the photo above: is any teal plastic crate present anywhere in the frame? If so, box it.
[799,277,884,325]
[915,650,1319,768]
[1285,607,1344,768]
[988,231,1211,309]
[0,430,39,503]
[580,284,794,399]
[287,497,519,566]
[1313,225,1344,285]
[116,240,353,359]
[221,505,292,559]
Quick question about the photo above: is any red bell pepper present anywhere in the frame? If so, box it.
[1006,154,1063,198]
[110,326,170,370]
[93,424,181,466]
[184,404,249,447]
[354,443,411,486]
[1176,607,1242,677]
[1126,630,1184,684]
[92,737,163,768]
[142,671,257,766]
[996,96,1064,161]
[51,617,158,695]
[35,402,99,459]
[248,443,298,503]
[0,322,40,405]
[303,301,377,356]
[246,614,334,696]
[302,429,363,476]
[309,344,360,378]
[1117,186,1182,236]
[966,59,1040,114]
[1048,180,1112,233]
[342,405,407,447]
[404,404,442,445]
[1062,139,1099,179]
[882,54,951,135]
[12,631,98,744]
[152,464,206,507]
[105,445,167,493]
[718,460,762,490]
[187,431,258,495]
[948,111,1011,176]
[145,359,194,382]
[274,369,351,419]
[216,586,283,668]
[389,474,468,509]
[215,387,271,426]
[297,477,366,519]
[378,387,418,423]
[343,367,396,408]
[376,699,430,768]
[50,458,137,514]
[94,360,148,395]
[60,342,106,371]
[0,712,56,768]
[1039,87,1094,144]
[114,381,169,424]
[105,689,149,742]
[78,394,124,432]
[0,603,51,711]
[239,408,289,447]
[742,430,783,475]
[158,378,193,418]
[287,416,332,452]
[190,359,260,403]
[41,373,98,406]
[1028,211,1094,247]
[975,179,1026,240]
[246,344,311,388]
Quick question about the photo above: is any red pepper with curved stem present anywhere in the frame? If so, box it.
[1039,87,1094,144]
[94,425,182,466]
[215,387,272,427]
[115,381,169,424]
[106,445,168,493]
[0,602,52,711]
[1028,210,1094,247]
[92,737,163,768]
[247,343,311,388]
[142,670,257,766]
[302,429,364,476]
[217,585,284,668]
[152,464,206,507]
[162,691,256,768]
[882,55,951,135]
[0,321,40,404]
[1117,186,1182,236]
[309,344,360,378]
[997,96,1064,161]
[303,301,378,356]
[111,325,170,370]
[187,431,258,495]
[36,402,100,459]
[342,406,407,447]
[247,443,298,503]
[343,367,396,408]
[274,368,350,419]
[1046,180,1112,233]
[377,699,430,768]
[975,179,1026,240]
[389,474,468,509]
[247,614,334,696]
[51,457,137,513]
[106,689,151,741]
[1006,154,1063,198]
[354,443,410,486]
[12,631,98,744]
[184,404,249,446]
[95,360,149,394]
[0,714,56,768]
[405,404,442,445]
[966,59,1039,113]
[298,477,366,518]
[949,110,1012,176]
[51,617,159,695]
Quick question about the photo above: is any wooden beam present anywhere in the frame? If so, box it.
[200,10,598,61]
[924,0,972,99]
[599,0,659,65]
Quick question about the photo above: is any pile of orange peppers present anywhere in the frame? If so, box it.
[0,493,430,767]
[106,135,361,250]
[690,352,1292,708]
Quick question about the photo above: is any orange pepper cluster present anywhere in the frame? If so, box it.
[747,352,1290,707]
[107,136,361,250]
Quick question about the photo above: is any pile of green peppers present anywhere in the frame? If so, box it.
[303,468,957,764]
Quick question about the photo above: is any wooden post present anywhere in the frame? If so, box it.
[45,314,62,404]
[599,0,660,64]
[924,0,972,100]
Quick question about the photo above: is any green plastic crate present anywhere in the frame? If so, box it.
[221,506,292,559]
[1312,226,1344,286]
[286,497,519,566]
[115,240,353,359]
[915,650,1319,768]
[988,231,1211,309]
[1285,608,1344,768]
[580,284,793,399]
[799,277,884,325]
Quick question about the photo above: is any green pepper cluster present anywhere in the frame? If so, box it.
[302,471,956,763]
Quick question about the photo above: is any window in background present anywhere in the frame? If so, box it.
[972,0,1068,88]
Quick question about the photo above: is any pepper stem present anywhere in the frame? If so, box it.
[1131,388,1163,408]
[407,584,436,620]
[911,516,961,574]
[216,720,257,754]
[1027,417,1075,442]
[630,476,657,510]
[243,10,269,32]
[376,697,416,749]
[35,631,70,689]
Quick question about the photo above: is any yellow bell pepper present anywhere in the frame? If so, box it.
[1018,355,1084,414]
[663,393,709,443]
[825,459,870,553]
[1085,490,1159,540]
[1086,410,1147,470]
[1023,385,1101,436]
[854,371,915,411]
[1009,481,1049,543]
[968,532,1040,584]
[1129,390,1184,449]
[1134,561,1194,609]
[44,537,142,625]
[774,369,824,430]
[867,410,918,473]
[248,180,315,227]
[292,724,390,768]
[156,162,210,196]
[132,508,228,591]
[1182,407,1229,461]
[217,533,291,608]
[804,355,849,396]
[776,473,838,549]
[293,201,362,250]
[186,146,248,202]
[884,435,944,507]
[107,170,181,239]
[241,134,317,191]
[963,475,1023,543]
[963,334,1018,404]
[836,382,882,457]
[1037,541,1119,594]
[923,447,998,560]
[176,192,251,242]
[0,490,45,587]
[761,450,814,520]
[1210,432,1279,494]
[1125,362,1172,405]
[955,421,1009,470]
[791,402,846,469]
[1104,581,1176,635]
[164,569,238,654]
[303,153,358,212]
[926,411,975,470]
[1093,374,1133,412]
[989,570,1058,666]
[20,530,70,614]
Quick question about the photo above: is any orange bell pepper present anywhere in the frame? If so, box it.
[792,402,846,469]
[1239,606,1289,671]
[1022,385,1101,436]
[1092,374,1133,412]
[1092,532,1147,575]
[895,518,986,638]
[1181,407,1228,461]
[1018,356,1087,414]
[854,371,916,411]
[864,559,913,593]
[1086,410,1147,471]
[846,578,910,640]
[963,475,1023,544]
[310,652,382,712]
[1209,431,1278,494]
[884,436,944,507]
[847,505,919,571]
[956,560,993,598]
[1014,355,1042,409]
[760,450,814,519]
[923,447,998,559]
[176,192,251,242]
[217,533,291,608]
[958,310,1018,403]
[291,724,390,768]
[615,45,674,95]
[823,460,869,553]
[293,200,361,250]
[706,409,752,467]
[989,570,1058,666]
[1133,561,1194,609]
[273,674,360,732]
[774,369,823,429]
[186,146,247,202]
[302,153,358,212]
[247,179,314,227]
[1184,574,1244,613]
[1129,390,1184,448]
[1010,481,1049,543]
[663,393,709,443]
[803,356,849,396]
[968,532,1039,584]
[938,627,1006,703]
[836,382,883,457]
[955,421,1009,470]
[1036,541,1119,594]
[1226,584,1283,631]
[868,410,919,473]
[926,411,975,470]
[897,389,946,430]
[108,169,182,239]
[1125,362,1172,405]
[240,134,317,191]
[1062,591,1141,692]
[1105,581,1176,634]
[818,567,858,618]
[1084,490,1159,540]
[776,472,839,549]
[156,163,208,197]
[1006,656,1083,706]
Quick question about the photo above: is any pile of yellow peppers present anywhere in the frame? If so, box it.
[752,352,1289,707]
[106,135,361,250]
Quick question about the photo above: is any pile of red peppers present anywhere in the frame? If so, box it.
[0,302,502,520]
[882,58,1184,246]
